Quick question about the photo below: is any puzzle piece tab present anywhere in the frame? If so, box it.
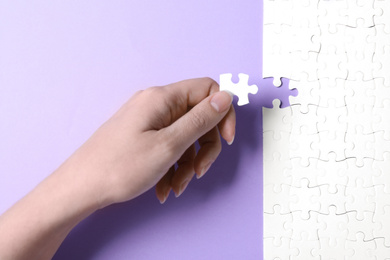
[219,73,258,106]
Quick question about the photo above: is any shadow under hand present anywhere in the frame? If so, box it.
[53,100,262,259]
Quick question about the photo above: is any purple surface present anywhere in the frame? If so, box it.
[0,1,291,259]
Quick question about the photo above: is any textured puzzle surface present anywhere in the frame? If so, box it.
[263,0,390,259]
[219,73,259,106]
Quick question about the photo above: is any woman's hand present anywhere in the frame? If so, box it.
[73,77,236,206]
[0,77,235,260]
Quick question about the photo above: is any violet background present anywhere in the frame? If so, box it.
[0,1,293,259]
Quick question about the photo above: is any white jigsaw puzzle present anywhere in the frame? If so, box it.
[219,73,258,106]
[262,0,390,259]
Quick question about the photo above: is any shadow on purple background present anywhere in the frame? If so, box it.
[0,1,296,259]
[54,102,263,259]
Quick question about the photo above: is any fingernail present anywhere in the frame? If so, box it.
[210,91,233,113]
[159,188,171,204]
[175,179,190,198]
[197,161,213,179]
[227,135,235,145]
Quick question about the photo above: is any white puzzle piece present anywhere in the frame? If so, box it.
[219,73,258,106]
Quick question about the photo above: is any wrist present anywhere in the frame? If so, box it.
[0,156,101,260]
[54,153,104,215]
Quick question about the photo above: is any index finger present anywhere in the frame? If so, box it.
[165,77,220,107]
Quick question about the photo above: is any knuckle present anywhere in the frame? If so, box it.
[143,86,163,97]
[202,77,219,92]
[191,109,209,130]
[139,87,169,105]
[164,142,178,160]
[159,129,181,161]
[202,77,215,83]
[133,89,144,96]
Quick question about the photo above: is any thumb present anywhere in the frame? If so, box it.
[164,91,233,154]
